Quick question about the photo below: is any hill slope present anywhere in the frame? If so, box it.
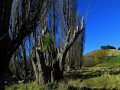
[84,49,120,57]
[83,49,120,67]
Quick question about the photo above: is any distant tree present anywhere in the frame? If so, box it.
[101,45,116,49]
[118,47,120,50]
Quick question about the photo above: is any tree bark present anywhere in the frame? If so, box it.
[34,49,51,85]
[51,59,63,82]
[32,48,64,84]
[31,57,39,84]
[21,42,28,81]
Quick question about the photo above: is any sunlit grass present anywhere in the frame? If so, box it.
[6,82,45,90]
[96,56,120,67]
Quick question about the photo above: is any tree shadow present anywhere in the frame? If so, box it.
[64,69,120,80]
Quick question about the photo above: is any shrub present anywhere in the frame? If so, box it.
[83,56,95,67]
[101,45,116,49]
[93,50,107,64]
[118,47,120,50]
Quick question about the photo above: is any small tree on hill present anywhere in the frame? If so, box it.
[101,45,116,49]
[118,47,120,50]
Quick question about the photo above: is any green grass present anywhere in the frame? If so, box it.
[84,49,120,57]
[105,49,120,56]
[64,66,120,90]
[6,67,120,90]
[68,74,120,89]
[6,82,45,90]
[64,62,120,90]
[96,56,120,67]
[83,49,120,67]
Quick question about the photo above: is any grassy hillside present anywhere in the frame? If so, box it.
[84,49,120,57]
[96,56,120,67]
[83,49,120,67]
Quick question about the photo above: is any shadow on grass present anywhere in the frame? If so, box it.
[64,68,120,80]
[68,86,110,90]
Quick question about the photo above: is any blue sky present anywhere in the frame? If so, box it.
[77,0,120,54]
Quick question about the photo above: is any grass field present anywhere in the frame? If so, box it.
[6,49,120,90]
[96,56,120,67]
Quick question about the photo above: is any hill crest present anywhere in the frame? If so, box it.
[84,49,120,57]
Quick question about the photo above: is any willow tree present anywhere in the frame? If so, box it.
[30,0,85,85]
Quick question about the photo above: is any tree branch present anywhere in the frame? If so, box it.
[8,0,46,56]
[64,17,85,52]
[61,17,85,71]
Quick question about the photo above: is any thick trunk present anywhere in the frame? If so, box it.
[51,61,64,82]
[35,49,51,85]
[31,58,39,84]
[33,49,64,85]
[51,48,64,82]
[66,52,71,71]
[67,66,70,71]
[0,54,11,90]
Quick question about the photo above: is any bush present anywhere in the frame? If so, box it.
[118,47,120,50]
[101,45,116,49]
[93,50,107,64]
[83,56,95,67]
